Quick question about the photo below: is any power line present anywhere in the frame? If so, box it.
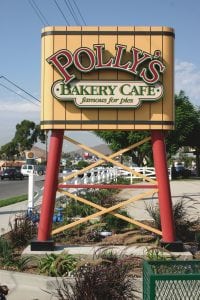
[0,82,39,107]
[0,76,40,102]
[63,0,80,25]
[71,0,86,25]
[28,0,50,26]
[30,0,50,25]
[54,0,70,25]
[28,0,45,26]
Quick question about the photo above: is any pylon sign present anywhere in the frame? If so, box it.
[26,151,35,165]
[34,26,177,251]
[41,26,174,131]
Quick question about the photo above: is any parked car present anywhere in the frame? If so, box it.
[0,168,24,180]
[21,164,46,176]
[175,165,192,178]
[62,168,73,175]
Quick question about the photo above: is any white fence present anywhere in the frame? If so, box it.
[62,166,172,185]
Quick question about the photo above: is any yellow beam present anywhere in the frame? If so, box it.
[60,136,151,183]
[55,189,162,236]
[63,135,156,184]
[52,188,159,235]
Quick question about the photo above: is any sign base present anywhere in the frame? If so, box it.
[160,240,184,252]
[31,240,55,251]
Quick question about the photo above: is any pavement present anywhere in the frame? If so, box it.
[1,178,200,245]
[0,201,28,235]
[118,178,200,221]
[0,179,200,299]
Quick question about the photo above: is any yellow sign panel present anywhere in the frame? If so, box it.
[41,26,174,130]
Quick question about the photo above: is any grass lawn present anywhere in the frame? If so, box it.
[0,194,28,208]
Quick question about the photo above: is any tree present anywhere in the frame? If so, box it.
[0,141,19,160]
[76,160,90,169]
[95,131,151,166]
[32,124,46,145]
[0,120,46,158]
[166,91,200,176]
[95,91,200,169]
[166,91,200,156]
[13,120,42,151]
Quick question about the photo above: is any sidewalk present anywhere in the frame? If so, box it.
[0,179,200,235]
[0,201,27,236]
[118,179,200,221]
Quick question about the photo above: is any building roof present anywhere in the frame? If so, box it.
[0,160,24,168]
[28,146,48,160]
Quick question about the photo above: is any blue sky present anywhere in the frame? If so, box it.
[0,0,200,150]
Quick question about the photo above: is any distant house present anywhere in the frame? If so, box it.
[0,160,24,171]
[83,152,92,160]
[0,146,48,172]
[25,146,48,163]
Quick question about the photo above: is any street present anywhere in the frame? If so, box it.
[0,176,44,200]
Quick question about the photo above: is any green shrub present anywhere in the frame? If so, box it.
[80,189,116,207]
[13,255,35,271]
[94,248,119,264]
[63,200,96,218]
[101,210,130,232]
[145,197,198,241]
[115,176,132,184]
[8,213,37,248]
[145,246,175,261]
[0,237,13,266]
[39,252,77,277]
[0,236,37,271]
[76,160,89,169]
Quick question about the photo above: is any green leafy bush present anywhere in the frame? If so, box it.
[0,236,34,270]
[145,246,175,261]
[13,255,35,271]
[145,197,198,241]
[8,213,37,248]
[63,200,96,218]
[94,248,119,264]
[39,252,77,277]
[0,237,13,266]
[101,210,130,232]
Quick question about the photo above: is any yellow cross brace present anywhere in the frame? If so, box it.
[52,188,161,236]
[61,135,157,184]
[53,135,161,237]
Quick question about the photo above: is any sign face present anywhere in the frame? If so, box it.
[47,46,165,86]
[26,151,34,159]
[41,26,174,130]
[52,80,163,108]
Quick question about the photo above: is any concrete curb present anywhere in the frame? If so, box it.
[0,269,142,300]
[22,244,193,260]
[0,270,64,300]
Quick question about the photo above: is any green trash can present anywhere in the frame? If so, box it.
[143,260,200,299]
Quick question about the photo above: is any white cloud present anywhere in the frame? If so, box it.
[0,101,39,113]
[175,60,200,106]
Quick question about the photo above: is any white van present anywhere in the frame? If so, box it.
[21,164,45,176]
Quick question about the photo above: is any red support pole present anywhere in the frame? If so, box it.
[151,130,176,243]
[37,130,64,241]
